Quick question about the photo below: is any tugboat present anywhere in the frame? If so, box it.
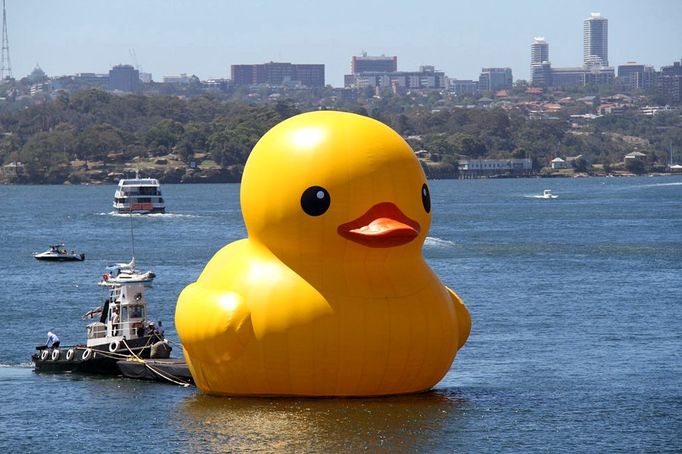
[33,244,85,262]
[32,283,172,375]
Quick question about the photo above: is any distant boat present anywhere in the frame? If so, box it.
[541,189,558,199]
[113,172,165,214]
[98,257,155,287]
[33,244,85,262]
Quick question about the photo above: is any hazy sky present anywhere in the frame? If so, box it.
[10,0,682,86]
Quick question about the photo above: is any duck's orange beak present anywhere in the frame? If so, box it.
[338,202,420,248]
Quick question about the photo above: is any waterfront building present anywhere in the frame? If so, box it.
[479,68,513,92]
[351,54,397,74]
[231,62,325,87]
[584,13,608,68]
[109,64,140,94]
[458,158,532,177]
[551,157,568,169]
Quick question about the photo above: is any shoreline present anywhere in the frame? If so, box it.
[3,172,682,185]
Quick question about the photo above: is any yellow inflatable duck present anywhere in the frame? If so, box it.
[176,111,470,396]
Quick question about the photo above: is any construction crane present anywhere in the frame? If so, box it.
[129,48,141,72]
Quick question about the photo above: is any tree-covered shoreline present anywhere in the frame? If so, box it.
[1,88,680,184]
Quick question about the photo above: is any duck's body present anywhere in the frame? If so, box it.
[176,111,470,396]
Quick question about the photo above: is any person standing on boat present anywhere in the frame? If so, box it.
[46,331,60,349]
[111,307,120,336]
[156,321,165,338]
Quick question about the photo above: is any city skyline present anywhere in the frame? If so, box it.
[10,0,682,86]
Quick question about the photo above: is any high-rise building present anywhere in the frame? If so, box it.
[351,54,397,74]
[530,37,550,85]
[584,12,608,68]
[231,62,325,87]
[531,37,549,66]
[479,67,513,92]
[109,64,140,93]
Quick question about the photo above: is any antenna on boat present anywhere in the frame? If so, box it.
[129,212,136,260]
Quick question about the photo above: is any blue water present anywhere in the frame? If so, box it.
[0,177,680,452]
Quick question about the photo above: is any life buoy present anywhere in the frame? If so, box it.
[103,273,109,281]
[109,341,120,352]
[66,349,75,361]
[40,350,49,360]
[81,348,92,360]
[51,349,60,361]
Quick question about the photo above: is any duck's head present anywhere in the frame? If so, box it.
[241,111,431,266]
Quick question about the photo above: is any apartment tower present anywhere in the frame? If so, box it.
[583,13,608,67]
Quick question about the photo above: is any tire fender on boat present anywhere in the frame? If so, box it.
[109,341,120,353]
[82,348,92,360]
[51,349,60,361]
[40,350,49,361]
[66,349,75,361]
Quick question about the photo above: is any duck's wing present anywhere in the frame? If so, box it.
[175,283,254,364]
[446,287,471,350]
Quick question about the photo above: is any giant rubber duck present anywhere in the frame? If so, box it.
[176,111,470,396]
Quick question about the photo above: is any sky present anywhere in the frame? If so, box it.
[9,0,682,87]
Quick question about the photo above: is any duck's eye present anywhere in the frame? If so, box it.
[301,186,331,216]
[421,183,431,213]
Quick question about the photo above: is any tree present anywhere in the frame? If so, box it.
[448,132,487,157]
[17,130,73,182]
[76,124,123,161]
[624,158,646,174]
[145,119,185,153]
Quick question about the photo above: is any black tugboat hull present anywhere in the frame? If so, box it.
[32,337,159,375]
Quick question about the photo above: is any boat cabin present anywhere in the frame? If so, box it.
[86,284,147,348]
[50,244,68,255]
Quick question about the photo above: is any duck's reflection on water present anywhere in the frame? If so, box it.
[173,388,469,452]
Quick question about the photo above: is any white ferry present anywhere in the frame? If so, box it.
[113,174,165,214]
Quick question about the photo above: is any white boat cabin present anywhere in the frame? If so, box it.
[86,284,147,348]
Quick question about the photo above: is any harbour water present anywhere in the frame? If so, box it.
[0,177,680,452]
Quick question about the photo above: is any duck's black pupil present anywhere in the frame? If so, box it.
[421,183,431,213]
[301,186,330,216]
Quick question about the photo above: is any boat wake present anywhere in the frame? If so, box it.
[639,182,682,188]
[98,212,199,218]
[0,362,33,368]
[424,236,459,258]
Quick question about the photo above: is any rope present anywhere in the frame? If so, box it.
[121,338,191,387]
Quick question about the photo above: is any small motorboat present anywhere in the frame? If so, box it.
[541,189,558,199]
[98,257,155,287]
[33,244,85,262]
